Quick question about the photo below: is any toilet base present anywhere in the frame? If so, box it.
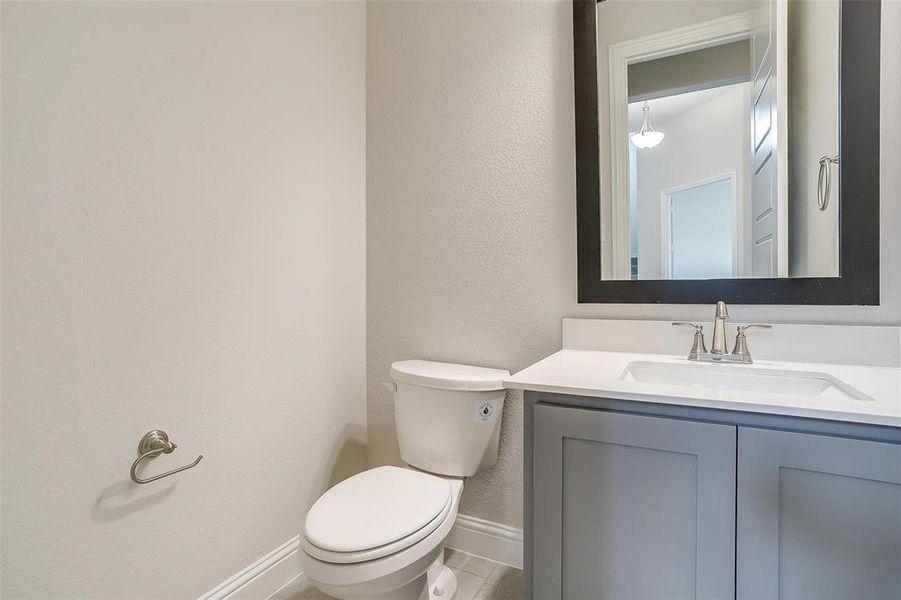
[306,550,457,600]
[365,560,457,600]
[429,565,458,600]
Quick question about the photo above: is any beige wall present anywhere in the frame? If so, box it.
[1,2,366,597]
[367,0,901,530]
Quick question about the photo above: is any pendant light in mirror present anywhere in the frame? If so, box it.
[631,102,665,149]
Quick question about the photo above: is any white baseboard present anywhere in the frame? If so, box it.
[199,536,303,600]
[200,514,523,600]
[445,513,523,570]
[268,574,309,600]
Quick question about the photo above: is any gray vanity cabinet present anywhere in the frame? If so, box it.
[737,427,901,599]
[532,403,737,600]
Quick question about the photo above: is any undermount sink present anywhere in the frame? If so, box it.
[620,361,874,402]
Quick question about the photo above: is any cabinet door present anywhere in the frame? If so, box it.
[737,427,901,599]
[533,404,736,600]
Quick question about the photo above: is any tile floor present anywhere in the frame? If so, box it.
[277,549,522,600]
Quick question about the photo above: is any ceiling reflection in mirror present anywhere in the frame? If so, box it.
[598,0,840,280]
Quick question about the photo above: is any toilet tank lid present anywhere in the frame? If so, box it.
[391,360,509,391]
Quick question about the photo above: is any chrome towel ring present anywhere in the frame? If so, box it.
[818,155,840,211]
[130,430,203,484]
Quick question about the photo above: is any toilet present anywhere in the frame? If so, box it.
[299,359,509,600]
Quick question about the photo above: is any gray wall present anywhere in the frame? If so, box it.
[366,0,900,529]
[788,0,841,277]
[628,40,751,102]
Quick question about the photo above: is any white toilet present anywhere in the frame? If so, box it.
[299,359,509,600]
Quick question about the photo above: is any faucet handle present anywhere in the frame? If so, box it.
[732,324,772,363]
[672,321,703,332]
[672,322,708,360]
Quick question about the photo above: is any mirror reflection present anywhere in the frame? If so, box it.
[599,0,840,280]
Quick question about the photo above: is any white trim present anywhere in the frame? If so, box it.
[200,536,303,600]
[606,10,756,280]
[445,513,524,570]
[199,516,523,600]
[775,0,790,278]
[660,188,671,279]
[659,172,739,279]
[268,575,309,600]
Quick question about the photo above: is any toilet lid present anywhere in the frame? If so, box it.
[304,466,452,554]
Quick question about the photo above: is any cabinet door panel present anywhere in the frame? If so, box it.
[737,427,901,599]
[533,404,736,600]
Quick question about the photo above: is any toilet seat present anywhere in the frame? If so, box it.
[301,466,453,564]
[300,475,465,600]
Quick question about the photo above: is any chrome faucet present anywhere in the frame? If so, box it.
[711,300,729,355]
[671,322,707,360]
[673,301,772,364]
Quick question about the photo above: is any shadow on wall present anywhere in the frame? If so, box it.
[92,480,176,524]
[321,423,368,494]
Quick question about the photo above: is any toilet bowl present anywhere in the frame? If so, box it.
[300,466,464,600]
[299,360,509,600]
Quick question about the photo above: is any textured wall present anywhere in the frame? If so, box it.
[1,2,366,597]
[366,0,901,529]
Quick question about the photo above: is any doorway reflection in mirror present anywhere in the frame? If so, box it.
[600,0,840,281]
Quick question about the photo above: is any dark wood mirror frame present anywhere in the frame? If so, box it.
[574,0,880,304]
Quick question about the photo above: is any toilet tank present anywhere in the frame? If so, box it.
[390,360,509,477]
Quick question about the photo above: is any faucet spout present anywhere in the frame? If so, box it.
[711,301,729,354]
[674,302,772,364]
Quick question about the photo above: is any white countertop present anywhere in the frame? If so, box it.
[504,349,901,428]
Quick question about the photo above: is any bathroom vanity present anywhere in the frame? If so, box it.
[521,0,895,594]
[508,319,901,600]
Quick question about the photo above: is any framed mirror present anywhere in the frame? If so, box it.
[574,0,880,304]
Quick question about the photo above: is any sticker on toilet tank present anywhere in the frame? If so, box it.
[477,402,495,422]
